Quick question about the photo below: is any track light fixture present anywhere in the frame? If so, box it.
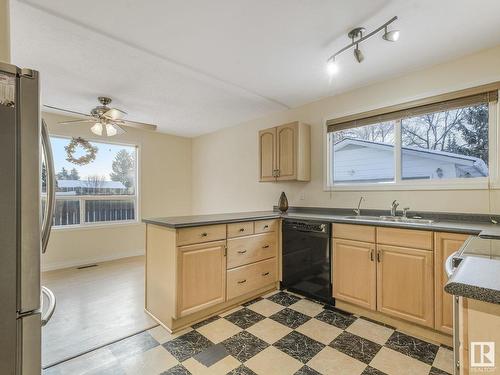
[326,16,399,75]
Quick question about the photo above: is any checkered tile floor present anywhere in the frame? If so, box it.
[43,290,453,375]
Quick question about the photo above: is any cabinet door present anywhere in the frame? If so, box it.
[259,127,276,182]
[377,245,434,327]
[276,123,297,180]
[434,232,468,334]
[333,239,376,310]
[177,241,226,317]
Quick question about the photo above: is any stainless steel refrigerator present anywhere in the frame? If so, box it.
[0,61,56,375]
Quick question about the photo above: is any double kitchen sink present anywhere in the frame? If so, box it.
[344,215,435,225]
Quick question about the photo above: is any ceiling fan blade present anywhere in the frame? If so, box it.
[103,108,126,120]
[115,119,157,132]
[113,123,126,135]
[43,104,91,119]
[58,119,95,125]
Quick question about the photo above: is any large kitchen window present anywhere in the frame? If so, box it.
[326,89,498,190]
[43,136,138,227]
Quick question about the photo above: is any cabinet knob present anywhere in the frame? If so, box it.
[262,245,270,249]
[237,250,247,254]
[239,228,245,232]
[238,279,247,284]
[201,232,208,237]
[262,272,270,276]
[263,225,269,229]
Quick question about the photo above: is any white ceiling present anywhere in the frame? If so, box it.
[10,0,500,137]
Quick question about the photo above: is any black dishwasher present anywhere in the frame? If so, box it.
[282,219,333,304]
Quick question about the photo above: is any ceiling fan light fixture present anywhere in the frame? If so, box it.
[91,122,103,136]
[382,27,400,42]
[105,123,118,137]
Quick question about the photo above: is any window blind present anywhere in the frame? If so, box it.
[327,85,499,133]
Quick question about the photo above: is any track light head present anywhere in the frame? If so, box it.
[354,45,364,63]
[382,27,400,42]
[326,57,339,75]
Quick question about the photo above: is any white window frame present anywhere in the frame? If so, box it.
[46,135,141,230]
[324,99,499,191]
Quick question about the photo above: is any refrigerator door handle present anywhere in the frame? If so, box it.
[41,119,55,254]
[41,286,56,327]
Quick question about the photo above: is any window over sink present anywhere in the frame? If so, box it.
[325,88,498,190]
[42,136,138,227]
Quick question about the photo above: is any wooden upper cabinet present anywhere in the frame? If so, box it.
[259,122,310,182]
[434,232,469,334]
[376,245,434,328]
[259,127,276,182]
[276,123,297,179]
[333,239,376,310]
[176,240,226,318]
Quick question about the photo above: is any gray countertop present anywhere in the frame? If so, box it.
[445,237,500,305]
[143,210,499,236]
[445,257,500,305]
[142,211,280,228]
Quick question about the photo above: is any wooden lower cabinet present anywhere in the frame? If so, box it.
[177,240,226,317]
[434,232,469,334]
[227,258,277,300]
[460,298,500,375]
[376,245,434,327]
[333,239,376,310]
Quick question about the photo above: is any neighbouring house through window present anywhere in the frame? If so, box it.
[42,136,138,227]
[326,88,497,189]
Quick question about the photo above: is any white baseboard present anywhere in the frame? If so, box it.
[41,249,145,272]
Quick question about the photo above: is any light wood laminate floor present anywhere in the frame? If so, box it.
[41,256,157,368]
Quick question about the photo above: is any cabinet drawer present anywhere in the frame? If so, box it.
[377,227,433,250]
[333,224,375,243]
[254,219,278,234]
[177,224,226,246]
[227,258,277,300]
[227,221,254,238]
[227,233,276,269]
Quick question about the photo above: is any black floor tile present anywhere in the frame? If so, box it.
[227,365,259,375]
[315,309,356,330]
[429,367,451,375]
[160,364,192,375]
[163,331,214,362]
[267,291,302,306]
[192,343,228,367]
[361,366,388,375]
[274,331,324,364]
[269,308,311,329]
[385,331,439,365]
[224,308,266,329]
[222,331,269,362]
[330,331,382,364]
[294,365,322,375]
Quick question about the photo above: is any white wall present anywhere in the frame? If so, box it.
[191,45,500,215]
[42,112,192,270]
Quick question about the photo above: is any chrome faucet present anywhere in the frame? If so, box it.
[353,196,365,216]
[390,200,399,216]
[402,207,410,218]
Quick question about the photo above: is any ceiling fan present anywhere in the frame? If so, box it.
[44,96,157,136]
